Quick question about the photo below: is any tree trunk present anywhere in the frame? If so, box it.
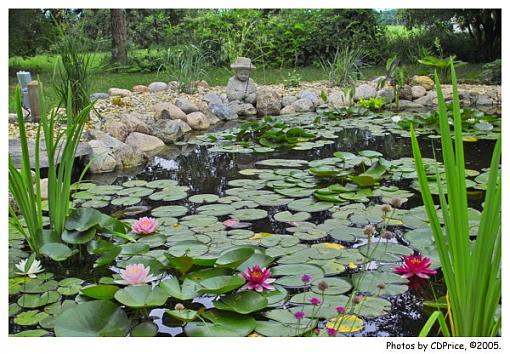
[111,9,128,64]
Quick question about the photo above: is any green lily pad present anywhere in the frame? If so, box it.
[274,211,311,223]
[151,205,188,218]
[197,204,236,216]
[311,277,352,295]
[18,291,60,308]
[358,243,413,262]
[117,187,153,197]
[40,243,77,261]
[80,284,119,300]
[166,308,198,322]
[215,247,255,268]
[160,277,200,301]
[214,291,268,314]
[255,320,314,337]
[131,321,158,337]
[230,208,268,221]
[111,196,141,206]
[184,310,256,337]
[189,194,220,204]
[54,300,130,337]
[14,310,49,326]
[288,198,334,212]
[352,271,409,296]
[114,285,168,308]
[198,275,245,294]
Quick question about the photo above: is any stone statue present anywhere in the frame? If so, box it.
[226,57,257,105]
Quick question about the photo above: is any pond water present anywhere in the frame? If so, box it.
[9,108,498,337]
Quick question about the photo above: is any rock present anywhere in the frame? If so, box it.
[168,81,180,91]
[413,94,435,106]
[328,91,347,108]
[104,120,129,142]
[371,76,386,87]
[208,103,238,121]
[196,80,209,89]
[175,97,200,114]
[120,113,151,134]
[90,92,109,101]
[39,178,48,200]
[282,95,298,107]
[354,84,377,100]
[476,94,493,106]
[203,93,224,105]
[411,85,427,99]
[377,88,395,104]
[228,101,257,116]
[125,132,165,153]
[398,100,424,109]
[399,85,413,101]
[292,98,315,112]
[148,82,168,92]
[150,119,192,143]
[280,106,296,115]
[87,143,117,173]
[297,90,319,106]
[256,89,281,116]
[132,85,149,93]
[9,113,17,123]
[186,112,210,130]
[108,88,132,97]
[153,102,187,121]
[410,75,434,90]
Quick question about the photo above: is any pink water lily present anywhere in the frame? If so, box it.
[132,217,159,235]
[394,254,438,279]
[223,219,251,229]
[115,264,158,285]
[240,264,275,292]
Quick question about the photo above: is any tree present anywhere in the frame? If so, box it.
[9,9,58,57]
[110,9,128,64]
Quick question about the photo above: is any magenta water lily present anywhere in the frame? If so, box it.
[240,264,275,292]
[394,254,437,279]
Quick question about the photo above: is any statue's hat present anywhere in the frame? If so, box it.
[231,57,256,70]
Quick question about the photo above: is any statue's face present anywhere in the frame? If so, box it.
[235,68,251,81]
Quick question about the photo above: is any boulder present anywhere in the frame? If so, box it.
[377,88,395,104]
[297,90,319,106]
[411,85,427,99]
[87,142,118,173]
[398,100,425,109]
[90,92,109,101]
[328,91,347,108]
[186,112,210,130]
[399,85,413,101]
[108,88,132,97]
[153,102,187,121]
[132,85,149,93]
[196,80,209,89]
[125,132,165,153]
[148,82,168,92]
[256,89,281,116]
[104,120,129,142]
[208,103,238,121]
[120,113,151,134]
[476,95,493,106]
[9,113,17,123]
[414,93,435,106]
[354,84,377,100]
[203,93,224,105]
[228,101,257,116]
[282,95,298,107]
[410,75,434,90]
[280,106,296,115]
[150,119,192,143]
[168,81,180,91]
[291,98,314,112]
[175,97,200,114]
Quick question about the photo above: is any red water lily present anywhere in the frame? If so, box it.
[240,264,275,292]
[393,254,437,279]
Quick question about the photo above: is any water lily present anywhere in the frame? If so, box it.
[391,115,402,123]
[132,217,159,235]
[15,256,44,278]
[223,219,251,229]
[115,264,158,285]
[240,264,275,292]
[393,254,438,279]
[301,274,312,284]
[309,297,321,306]
[293,311,305,320]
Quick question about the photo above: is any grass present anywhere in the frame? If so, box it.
[8,52,484,112]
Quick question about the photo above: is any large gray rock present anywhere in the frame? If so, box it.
[398,100,425,109]
[90,92,109,101]
[108,88,132,97]
[153,102,187,121]
[411,85,427,99]
[104,120,129,142]
[150,119,192,143]
[120,113,151,134]
[203,93,224,105]
[475,94,493,106]
[87,143,117,173]
[399,85,413,101]
[354,84,377,100]
[282,95,298,107]
[280,105,296,115]
[125,132,165,153]
[328,91,347,108]
[377,88,395,104]
[292,98,315,112]
[297,90,319,106]
[208,103,238,121]
[148,82,168,92]
[228,101,257,116]
[414,93,435,106]
[175,98,200,114]
[256,89,281,116]
[186,112,210,130]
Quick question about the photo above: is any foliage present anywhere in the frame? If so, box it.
[283,69,302,88]
[411,61,501,336]
[355,97,385,111]
[161,44,208,93]
[418,54,465,83]
[481,60,501,85]
[320,47,368,87]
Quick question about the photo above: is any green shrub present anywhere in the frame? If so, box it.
[161,44,208,94]
[355,97,385,111]
[320,47,368,87]
[481,60,501,85]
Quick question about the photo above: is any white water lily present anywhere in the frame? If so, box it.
[15,257,44,278]
[391,115,402,123]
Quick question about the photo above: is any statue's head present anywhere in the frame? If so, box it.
[231,57,255,82]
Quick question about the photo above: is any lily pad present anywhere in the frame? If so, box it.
[114,285,168,308]
[230,208,268,221]
[160,277,200,301]
[189,194,220,204]
[274,211,311,223]
[185,310,256,337]
[151,205,188,218]
[198,275,245,294]
[214,291,268,314]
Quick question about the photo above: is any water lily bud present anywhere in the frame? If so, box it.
[390,196,402,208]
[383,230,394,240]
[363,224,376,238]
[377,282,386,290]
[317,280,329,291]
[352,295,365,305]
[174,303,185,311]
[381,204,393,214]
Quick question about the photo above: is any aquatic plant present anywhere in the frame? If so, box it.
[9,83,94,255]
[116,264,158,286]
[393,254,437,279]
[132,217,159,235]
[411,60,501,336]
[15,254,44,278]
[355,97,386,111]
[240,264,275,292]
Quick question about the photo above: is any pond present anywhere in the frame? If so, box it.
[9,107,499,337]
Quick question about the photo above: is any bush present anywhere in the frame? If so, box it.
[161,44,208,93]
[320,47,368,87]
[481,60,501,85]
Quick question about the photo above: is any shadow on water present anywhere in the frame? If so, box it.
[86,121,496,337]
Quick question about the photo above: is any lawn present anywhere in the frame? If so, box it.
[8,52,484,112]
